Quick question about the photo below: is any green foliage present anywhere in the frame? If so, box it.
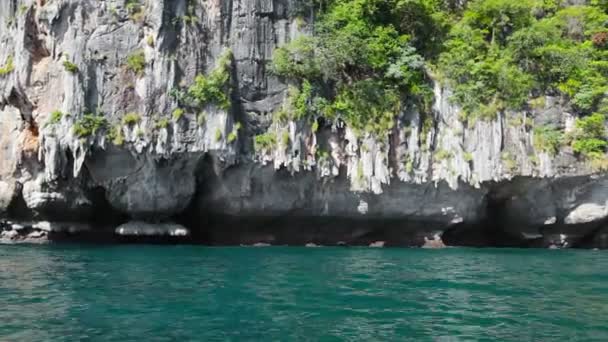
[214,129,223,142]
[274,81,314,123]
[268,0,434,136]
[172,108,185,121]
[266,0,608,139]
[254,133,277,151]
[440,1,608,116]
[126,0,144,22]
[122,112,141,126]
[227,122,241,143]
[0,56,15,76]
[227,131,238,143]
[463,152,474,162]
[73,114,107,138]
[332,80,401,135]
[186,50,233,110]
[146,35,155,47]
[47,110,63,126]
[533,125,563,155]
[107,125,125,146]
[62,60,79,73]
[571,113,607,158]
[197,112,207,125]
[270,37,320,79]
[529,96,546,110]
[126,51,146,76]
[501,152,518,172]
[281,131,290,146]
[405,159,414,173]
[435,149,452,161]
[155,118,170,129]
[311,120,319,133]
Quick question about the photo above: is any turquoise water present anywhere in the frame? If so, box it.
[1,246,607,341]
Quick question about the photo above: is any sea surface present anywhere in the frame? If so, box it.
[0,245,607,341]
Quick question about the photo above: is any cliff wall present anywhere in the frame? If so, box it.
[0,0,606,247]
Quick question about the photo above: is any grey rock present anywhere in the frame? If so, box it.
[0,0,605,247]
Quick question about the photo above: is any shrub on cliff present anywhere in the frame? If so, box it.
[73,114,107,138]
[122,113,141,126]
[269,0,434,136]
[46,110,64,127]
[533,125,563,156]
[170,50,233,112]
[187,50,233,110]
[254,133,277,152]
[0,56,15,76]
[267,0,608,159]
[571,113,607,158]
[439,1,608,118]
[62,60,79,74]
[126,51,146,76]
[270,37,320,80]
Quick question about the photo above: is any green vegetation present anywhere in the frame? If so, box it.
[533,125,563,155]
[571,113,607,159]
[170,50,233,114]
[214,129,223,142]
[270,0,434,136]
[73,114,107,138]
[435,149,452,161]
[281,131,290,146]
[529,97,546,110]
[126,0,144,22]
[126,50,146,76]
[172,108,185,121]
[316,148,330,162]
[0,56,15,76]
[46,110,63,126]
[254,133,277,151]
[227,131,237,143]
[107,125,125,146]
[227,122,241,143]
[122,112,141,126]
[62,60,79,73]
[173,1,199,26]
[187,50,232,109]
[197,112,207,126]
[311,120,319,133]
[439,1,608,119]
[501,152,518,173]
[266,0,608,161]
[146,35,155,47]
[155,118,170,129]
[463,152,474,162]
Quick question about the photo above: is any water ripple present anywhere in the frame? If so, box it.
[0,246,607,341]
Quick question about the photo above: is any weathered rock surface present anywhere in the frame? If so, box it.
[0,0,606,247]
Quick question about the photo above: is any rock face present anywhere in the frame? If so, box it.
[0,0,606,247]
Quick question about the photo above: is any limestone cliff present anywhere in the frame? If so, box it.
[0,0,607,247]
